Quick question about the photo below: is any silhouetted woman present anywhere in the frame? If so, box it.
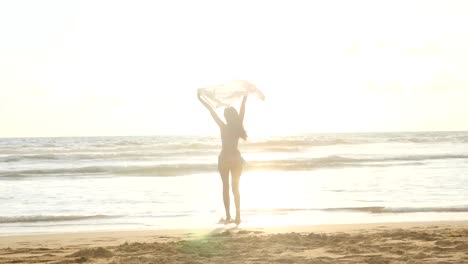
[198,93,247,225]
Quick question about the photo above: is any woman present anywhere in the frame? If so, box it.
[198,93,247,225]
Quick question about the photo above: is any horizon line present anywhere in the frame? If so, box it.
[1,130,467,140]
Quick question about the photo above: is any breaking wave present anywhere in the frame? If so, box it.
[2,154,468,177]
[0,215,119,224]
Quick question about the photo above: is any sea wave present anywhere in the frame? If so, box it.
[246,206,468,214]
[1,154,468,177]
[245,132,468,148]
[0,215,119,224]
[323,206,468,214]
[0,154,60,162]
[248,154,468,171]
[2,133,468,163]
[384,134,468,143]
[0,163,218,177]
[0,149,218,163]
[245,138,355,148]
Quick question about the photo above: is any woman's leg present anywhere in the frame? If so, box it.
[218,161,231,222]
[231,162,242,225]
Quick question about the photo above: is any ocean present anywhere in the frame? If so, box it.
[1,132,468,235]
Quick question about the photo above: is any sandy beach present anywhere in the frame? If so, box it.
[1,221,467,263]
[3,0,468,262]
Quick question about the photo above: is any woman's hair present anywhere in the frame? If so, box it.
[224,107,247,140]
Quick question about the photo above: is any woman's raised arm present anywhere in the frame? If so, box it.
[198,93,224,128]
[239,95,247,124]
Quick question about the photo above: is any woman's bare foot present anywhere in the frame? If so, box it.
[218,217,232,225]
[235,215,241,225]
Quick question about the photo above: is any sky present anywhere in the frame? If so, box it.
[1,0,468,138]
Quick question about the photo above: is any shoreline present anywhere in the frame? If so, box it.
[1,220,468,263]
[2,220,468,248]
